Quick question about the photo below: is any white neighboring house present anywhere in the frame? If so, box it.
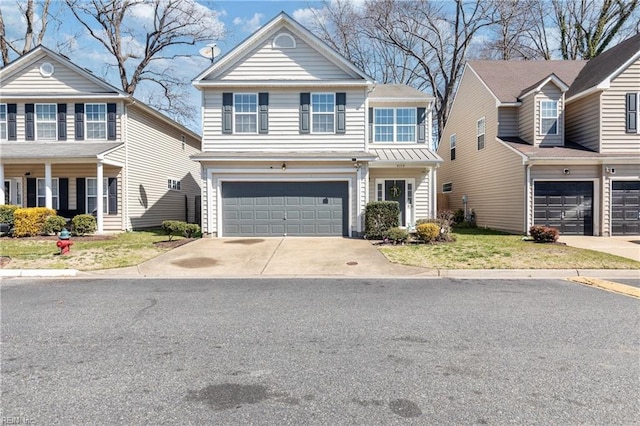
[0,46,202,232]
[192,12,442,237]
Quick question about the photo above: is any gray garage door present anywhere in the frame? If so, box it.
[611,181,640,236]
[222,182,348,236]
[534,181,593,235]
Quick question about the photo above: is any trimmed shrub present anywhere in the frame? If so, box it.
[415,223,440,243]
[365,201,400,239]
[183,223,201,238]
[529,225,559,243]
[13,207,56,237]
[385,227,409,244]
[162,220,187,241]
[453,208,465,224]
[72,214,97,236]
[0,204,19,229]
[43,215,68,234]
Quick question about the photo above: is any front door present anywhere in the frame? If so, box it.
[385,180,406,226]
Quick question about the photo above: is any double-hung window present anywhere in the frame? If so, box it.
[374,108,416,143]
[86,178,109,214]
[311,93,335,133]
[450,133,456,160]
[36,178,59,209]
[0,104,6,140]
[477,117,485,150]
[234,94,257,133]
[540,100,558,135]
[86,103,107,139]
[36,103,57,140]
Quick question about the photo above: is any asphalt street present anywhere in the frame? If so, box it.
[1,277,639,425]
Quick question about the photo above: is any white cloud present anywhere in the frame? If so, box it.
[232,13,264,33]
[292,7,322,28]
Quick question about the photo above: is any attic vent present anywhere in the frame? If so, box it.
[39,62,55,77]
[273,33,296,49]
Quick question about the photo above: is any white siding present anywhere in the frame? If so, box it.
[565,92,601,151]
[126,106,201,229]
[201,87,366,151]
[214,32,354,81]
[498,107,518,137]
[601,58,640,153]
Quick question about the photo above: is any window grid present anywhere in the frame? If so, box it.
[36,178,59,209]
[540,100,558,135]
[450,133,456,160]
[86,178,109,214]
[374,108,416,143]
[86,104,107,139]
[377,183,383,201]
[234,93,257,133]
[0,104,6,140]
[36,103,57,140]
[311,93,335,133]
[477,117,485,150]
[407,183,413,205]
[167,179,181,191]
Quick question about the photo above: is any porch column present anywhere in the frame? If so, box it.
[0,163,5,205]
[96,162,104,233]
[44,162,52,209]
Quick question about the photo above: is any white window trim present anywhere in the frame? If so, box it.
[273,33,296,49]
[86,177,110,215]
[35,103,57,141]
[0,103,7,141]
[477,116,485,150]
[36,177,59,209]
[373,107,417,143]
[539,100,559,136]
[85,103,108,140]
[233,93,258,134]
[442,182,453,193]
[311,92,335,134]
[167,178,181,191]
[450,133,456,160]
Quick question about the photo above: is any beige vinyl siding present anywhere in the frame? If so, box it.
[498,107,518,137]
[214,33,355,81]
[518,94,535,144]
[1,56,112,94]
[368,168,432,222]
[565,92,601,151]
[536,83,564,146]
[437,68,526,234]
[601,58,640,153]
[201,87,366,151]
[103,145,125,164]
[126,106,201,229]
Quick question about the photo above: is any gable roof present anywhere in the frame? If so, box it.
[468,60,586,103]
[193,12,374,85]
[368,84,434,102]
[566,33,640,100]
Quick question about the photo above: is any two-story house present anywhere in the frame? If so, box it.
[192,13,442,237]
[0,46,202,232]
[437,34,640,236]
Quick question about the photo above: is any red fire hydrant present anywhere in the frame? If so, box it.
[56,228,73,255]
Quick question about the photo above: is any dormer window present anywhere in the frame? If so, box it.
[540,100,558,135]
[273,33,296,49]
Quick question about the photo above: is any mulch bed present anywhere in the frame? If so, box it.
[153,238,195,249]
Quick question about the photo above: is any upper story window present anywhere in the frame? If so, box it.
[234,93,258,133]
[477,117,485,150]
[273,33,296,49]
[0,104,6,140]
[374,108,416,143]
[311,93,335,133]
[450,133,456,160]
[86,103,107,139]
[626,93,638,133]
[540,100,558,135]
[36,103,57,140]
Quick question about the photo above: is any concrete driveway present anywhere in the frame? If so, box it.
[559,236,640,262]
[131,237,435,278]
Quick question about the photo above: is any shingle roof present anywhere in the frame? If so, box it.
[498,137,636,159]
[0,142,123,159]
[468,60,587,103]
[567,33,640,99]
[368,84,433,100]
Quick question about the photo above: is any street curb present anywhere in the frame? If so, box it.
[568,276,640,298]
[0,269,78,278]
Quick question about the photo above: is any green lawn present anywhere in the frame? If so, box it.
[379,228,640,269]
[0,230,187,271]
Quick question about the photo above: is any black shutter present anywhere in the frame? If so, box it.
[626,93,637,133]
[25,103,35,140]
[258,92,269,134]
[59,178,69,210]
[107,103,117,140]
[7,104,17,140]
[76,178,86,213]
[222,93,233,134]
[300,92,310,134]
[75,103,84,140]
[57,104,67,140]
[368,108,374,142]
[336,92,346,134]
[417,107,426,143]
[26,178,36,207]
[108,178,118,214]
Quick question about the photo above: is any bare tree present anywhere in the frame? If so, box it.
[65,0,224,124]
[0,0,52,66]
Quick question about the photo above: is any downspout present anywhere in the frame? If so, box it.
[525,163,531,234]
[123,99,131,231]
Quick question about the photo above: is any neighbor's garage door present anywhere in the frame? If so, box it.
[611,181,640,235]
[534,181,593,235]
[221,182,348,237]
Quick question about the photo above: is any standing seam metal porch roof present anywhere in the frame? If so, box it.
[0,142,123,159]
[370,147,442,163]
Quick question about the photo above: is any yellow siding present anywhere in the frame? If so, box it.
[565,92,601,151]
[601,58,640,153]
